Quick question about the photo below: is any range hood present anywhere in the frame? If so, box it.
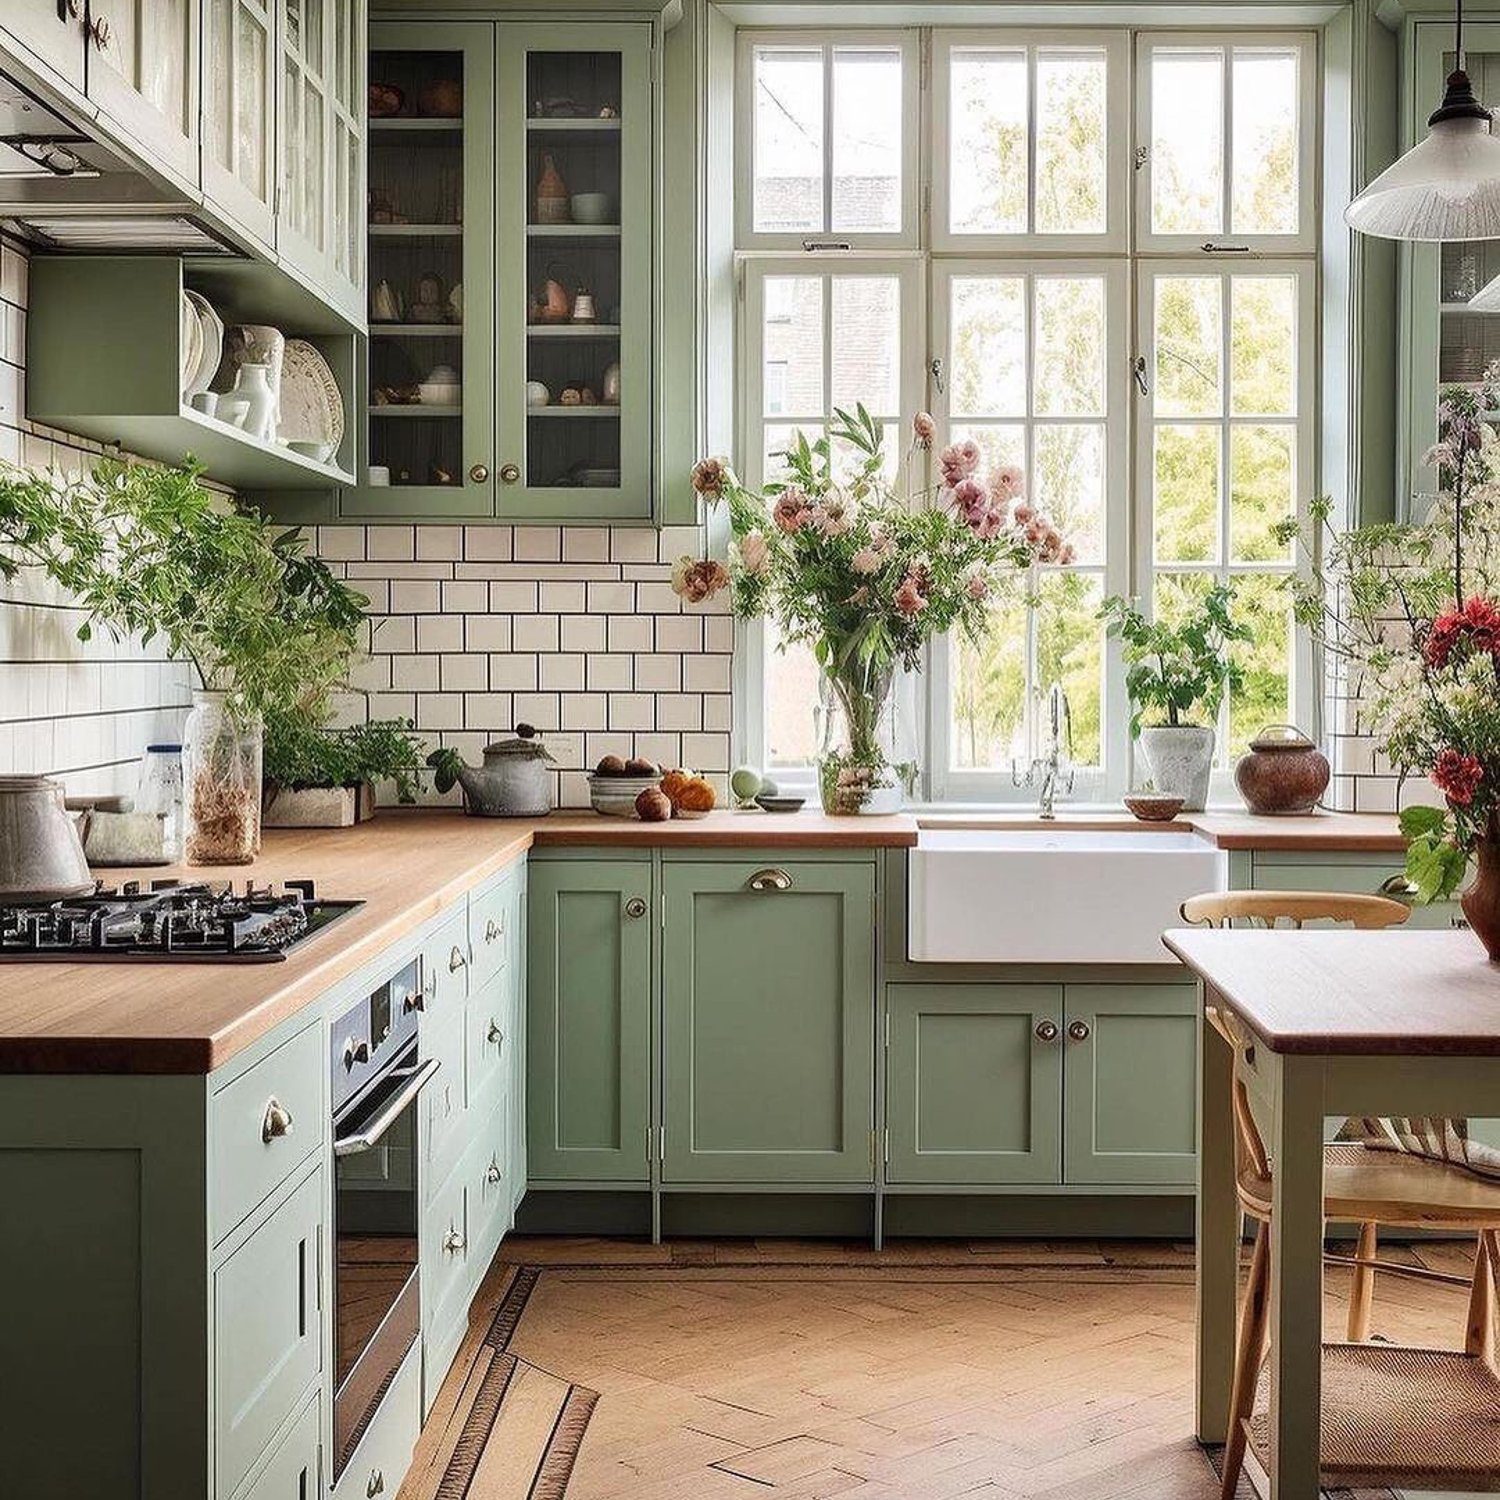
[0,69,232,253]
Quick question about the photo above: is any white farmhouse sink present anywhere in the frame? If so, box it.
[908,826,1226,964]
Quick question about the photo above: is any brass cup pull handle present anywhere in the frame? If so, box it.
[487,1020,504,1047]
[367,1469,385,1498]
[449,945,467,973]
[1067,1020,1092,1042]
[469,464,489,483]
[747,868,793,893]
[443,1228,466,1254]
[485,918,502,943]
[499,463,521,483]
[89,15,111,47]
[1379,874,1417,898]
[486,1159,502,1185]
[623,897,647,919]
[1034,1020,1060,1043]
[261,1098,293,1144]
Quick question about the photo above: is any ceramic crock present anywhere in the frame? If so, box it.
[1234,723,1330,815]
[1138,725,1216,812]
[0,774,94,901]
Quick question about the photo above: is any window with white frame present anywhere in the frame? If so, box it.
[734,26,1319,798]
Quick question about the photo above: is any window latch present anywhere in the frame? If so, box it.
[1131,356,1149,397]
[801,238,851,252]
[1200,241,1250,254]
[929,356,945,395]
[1134,145,1148,172]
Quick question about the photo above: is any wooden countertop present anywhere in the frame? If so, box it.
[1164,927,1500,1056]
[0,808,917,1076]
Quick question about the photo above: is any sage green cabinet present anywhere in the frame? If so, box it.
[204,0,277,249]
[886,984,1063,1186]
[1062,985,1198,1187]
[661,860,876,1184]
[1248,849,1461,931]
[526,858,652,1183]
[88,0,199,184]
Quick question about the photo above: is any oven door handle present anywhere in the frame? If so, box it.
[333,1058,441,1157]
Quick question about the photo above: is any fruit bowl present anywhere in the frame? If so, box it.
[1123,792,1186,823]
[588,773,661,817]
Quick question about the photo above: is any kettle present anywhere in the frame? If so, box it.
[0,775,95,900]
[428,725,555,817]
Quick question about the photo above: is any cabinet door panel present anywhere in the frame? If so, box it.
[203,0,276,247]
[526,860,651,1181]
[87,0,198,182]
[662,861,876,1183]
[887,984,1063,1185]
[4,2,87,90]
[1063,985,1198,1186]
[1251,856,1460,930]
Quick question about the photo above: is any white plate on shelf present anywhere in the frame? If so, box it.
[179,291,202,398]
[182,290,223,399]
[277,339,344,451]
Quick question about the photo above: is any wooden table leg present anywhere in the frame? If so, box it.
[1267,1053,1324,1500]
[1196,989,1237,1444]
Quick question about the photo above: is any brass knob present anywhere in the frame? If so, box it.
[1034,1019,1060,1043]
[449,945,467,973]
[261,1098,293,1143]
[88,15,111,47]
[469,464,489,483]
[747,868,793,892]
[624,897,647,919]
[499,463,520,483]
[486,1159,502,1185]
[367,1469,385,1498]
[1068,1020,1092,1042]
[443,1227,465,1254]
[487,1019,504,1046]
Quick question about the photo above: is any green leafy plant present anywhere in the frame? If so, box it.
[264,712,425,802]
[1099,584,1251,736]
[0,458,366,723]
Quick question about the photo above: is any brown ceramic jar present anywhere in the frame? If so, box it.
[1234,724,1330,815]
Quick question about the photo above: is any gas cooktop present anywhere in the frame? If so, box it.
[0,880,363,963]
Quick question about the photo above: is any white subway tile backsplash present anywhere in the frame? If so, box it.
[514,526,562,563]
[440,580,488,614]
[607,615,652,653]
[489,654,539,692]
[539,654,586,692]
[560,615,606,653]
[441,654,489,692]
[416,615,464,654]
[416,525,463,561]
[391,579,442,615]
[512,615,560,653]
[366,525,416,561]
[562,527,610,563]
[586,654,634,692]
[540,580,586,613]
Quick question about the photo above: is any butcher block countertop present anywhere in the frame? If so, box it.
[0,808,917,1075]
[1165,927,1500,1056]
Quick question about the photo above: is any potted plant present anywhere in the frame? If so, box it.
[263,713,425,827]
[0,459,366,863]
[1283,367,1500,958]
[678,408,1072,813]
[1100,584,1250,811]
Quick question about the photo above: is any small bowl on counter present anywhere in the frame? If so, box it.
[1123,792,1185,823]
[588,773,662,817]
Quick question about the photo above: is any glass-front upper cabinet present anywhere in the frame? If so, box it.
[1407,22,1500,503]
[351,22,494,517]
[497,23,653,520]
[86,0,200,183]
[203,0,277,247]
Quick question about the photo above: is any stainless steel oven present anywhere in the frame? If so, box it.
[330,958,439,1479]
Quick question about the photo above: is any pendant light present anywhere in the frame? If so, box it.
[1346,0,1500,241]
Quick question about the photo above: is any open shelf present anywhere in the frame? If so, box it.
[370,324,462,337]
[526,324,621,339]
[369,117,462,133]
[368,405,463,418]
[526,224,621,240]
[528,406,620,418]
[369,224,463,237]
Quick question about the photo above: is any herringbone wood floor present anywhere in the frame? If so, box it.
[402,1237,1480,1500]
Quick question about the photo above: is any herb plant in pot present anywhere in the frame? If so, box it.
[0,459,366,864]
[263,713,424,827]
[1100,584,1249,812]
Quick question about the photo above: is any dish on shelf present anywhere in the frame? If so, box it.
[570,192,613,225]
[178,291,202,398]
[214,324,285,406]
[277,339,344,451]
[182,290,224,400]
[755,794,806,814]
[287,438,336,462]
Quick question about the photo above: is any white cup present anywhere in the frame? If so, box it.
[367,465,391,487]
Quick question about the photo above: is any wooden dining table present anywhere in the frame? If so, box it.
[1163,926,1500,1500]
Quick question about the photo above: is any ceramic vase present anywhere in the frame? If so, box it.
[535,154,570,223]
[1138,725,1216,812]
[1463,829,1500,963]
[232,363,278,441]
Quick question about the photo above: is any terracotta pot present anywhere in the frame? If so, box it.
[1234,723,1330,815]
[1462,834,1500,963]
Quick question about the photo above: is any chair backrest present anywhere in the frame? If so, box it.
[1180,889,1412,931]
[1180,888,1411,1191]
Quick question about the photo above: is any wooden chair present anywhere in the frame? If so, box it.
[1180,889,1500,1499]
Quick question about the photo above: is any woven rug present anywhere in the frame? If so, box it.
[398,1255,1409,1499]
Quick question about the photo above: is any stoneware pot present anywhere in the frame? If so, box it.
[1138,725,1215,812]
[262,783,376,829]
[0,774,94,901]
[1463,833,1500,963]
[1234,723,1330,815]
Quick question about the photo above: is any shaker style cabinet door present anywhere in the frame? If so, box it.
[526,859,652,1182]
[1061,985,1198,1186]
[86,0,199,184]
[495,21,654,521]
[351,21,496,517]
[202,0,277,248]
[885,985,1063,1186]
[3,2,88,91]
[661,860,877,1184]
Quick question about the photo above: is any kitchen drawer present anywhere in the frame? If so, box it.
[214,1167,323,1498]
[467,975,516,1118]
[470,867,521,991]
[421,1155,471,1401]
[421,909,471,1195]
[422,909,471,1028]
[1250,856,1462,930]
[212,1021,323,1243]
[471,1089,513,1272]
[332,1340,419,1499]
[232,1392,319,1500]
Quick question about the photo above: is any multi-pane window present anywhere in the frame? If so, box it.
[734,26,1318,798]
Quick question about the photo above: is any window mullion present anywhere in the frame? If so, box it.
[823,46,835,235]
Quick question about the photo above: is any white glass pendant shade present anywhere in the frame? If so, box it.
[1346,114,1500,241]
